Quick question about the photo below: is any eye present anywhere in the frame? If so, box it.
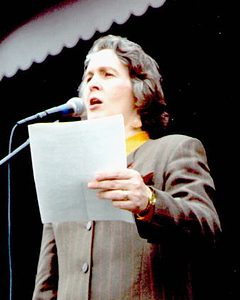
[105,72,114,78]
[86,75,92,83]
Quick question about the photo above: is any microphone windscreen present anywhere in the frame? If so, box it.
[67,97,86,118]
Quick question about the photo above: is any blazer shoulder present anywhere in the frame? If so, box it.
[128,134,203,166]
[131,134,195,161]
[136,134,206,164]
[146,134,198,150]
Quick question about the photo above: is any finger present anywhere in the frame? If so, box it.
[98,191,144,214]
[97,189,129,201]
[112,200,136,212]
[88,179,131,191]
[95,169,136,181]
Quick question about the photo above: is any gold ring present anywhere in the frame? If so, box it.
[123,191,129,201]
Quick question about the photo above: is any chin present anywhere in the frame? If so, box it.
[88,114,105,120]
[88,111,113,120]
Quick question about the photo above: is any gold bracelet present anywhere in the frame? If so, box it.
[136,187,156,220]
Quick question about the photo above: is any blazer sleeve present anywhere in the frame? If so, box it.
[32,223,58,300]
[136,136,221,243]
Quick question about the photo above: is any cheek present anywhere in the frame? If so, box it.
[110,79,134,103]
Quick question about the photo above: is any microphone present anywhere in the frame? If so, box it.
[17,97,86,125]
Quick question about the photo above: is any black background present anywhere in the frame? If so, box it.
[0,0,238,299]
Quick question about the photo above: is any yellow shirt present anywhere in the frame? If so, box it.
[126,131,150,156]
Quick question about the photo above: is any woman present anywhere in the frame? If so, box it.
[33,35,220,300]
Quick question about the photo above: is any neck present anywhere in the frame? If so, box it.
[125,126,142,139]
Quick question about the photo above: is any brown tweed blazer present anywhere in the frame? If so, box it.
[32,134,221,300]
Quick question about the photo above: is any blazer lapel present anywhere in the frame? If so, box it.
[127,151,135,168]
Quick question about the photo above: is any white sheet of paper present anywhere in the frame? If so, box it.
[28,115,134,224]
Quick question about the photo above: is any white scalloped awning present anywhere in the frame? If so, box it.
[0,0,166,81]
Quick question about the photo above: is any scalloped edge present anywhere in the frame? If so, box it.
[0,0,166,81]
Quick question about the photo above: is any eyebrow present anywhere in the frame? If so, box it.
[83,66,118,79]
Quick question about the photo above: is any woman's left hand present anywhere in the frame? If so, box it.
[88,169,150,214]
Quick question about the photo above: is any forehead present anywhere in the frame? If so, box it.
[85,49,127,73]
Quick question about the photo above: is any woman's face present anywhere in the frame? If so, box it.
[82,49,141,134]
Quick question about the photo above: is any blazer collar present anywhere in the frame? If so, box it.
[127,139,152,167]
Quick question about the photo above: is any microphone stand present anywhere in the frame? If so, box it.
[1,101,84,300]
[0,139,30,166]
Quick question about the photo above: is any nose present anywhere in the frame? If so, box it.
[88,75,101,91]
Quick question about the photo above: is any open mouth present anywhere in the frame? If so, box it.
[89,98,103,109]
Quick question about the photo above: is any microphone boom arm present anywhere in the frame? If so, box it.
[0,139,30,166]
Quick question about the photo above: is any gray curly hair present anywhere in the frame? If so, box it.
[78,35,169,138]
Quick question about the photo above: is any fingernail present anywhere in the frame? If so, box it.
[88,182,93,188]
[95,174,100,180]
